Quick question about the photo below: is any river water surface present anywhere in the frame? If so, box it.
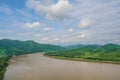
[4,53,120,80]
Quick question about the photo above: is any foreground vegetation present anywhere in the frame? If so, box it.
[0,39,65,80]
[45,44,120,63]
[0,54,8,80]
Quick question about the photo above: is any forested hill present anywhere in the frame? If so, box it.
[45,44,120,62]
[0,39,65,56]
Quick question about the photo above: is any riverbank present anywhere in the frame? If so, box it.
[0,65,7,80]
[0,58,9,80]
[44,55,120,64]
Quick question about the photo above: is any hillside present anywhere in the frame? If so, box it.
[45,44,120,62]
[0,39,65,57]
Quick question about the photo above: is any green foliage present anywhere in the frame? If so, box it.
[0,53,8,80]
[45,44,120,61]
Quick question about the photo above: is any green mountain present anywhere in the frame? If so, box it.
[0,39,65,57]
[45,44,120,62]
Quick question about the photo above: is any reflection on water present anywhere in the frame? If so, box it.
[4,53,120,80]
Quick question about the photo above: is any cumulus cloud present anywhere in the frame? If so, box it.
[78,18,93,28]
[26,0,72,20]
[24,22,41,28]
[24,21,54,31]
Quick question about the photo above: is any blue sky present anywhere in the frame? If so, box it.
[0,0,120,45]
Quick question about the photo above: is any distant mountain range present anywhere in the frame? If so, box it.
[65,44,101,50]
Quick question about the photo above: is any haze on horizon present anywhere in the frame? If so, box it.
[0,0,120,45]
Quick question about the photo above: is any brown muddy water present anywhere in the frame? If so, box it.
[4,53,120,80]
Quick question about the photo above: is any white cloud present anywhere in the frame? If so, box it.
[68,28,74,32]
[24,22,41,28]
[78,18,93,28]
[76,34,86,38]
[42,27,53,31]
[26,0,72,20]
[1,0,120,45]
[53,38,59,41]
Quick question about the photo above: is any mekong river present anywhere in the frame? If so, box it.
[4,53,120,80]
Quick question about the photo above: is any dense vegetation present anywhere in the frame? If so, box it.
[0,53,8,80]
[45,44,120,62]
[0,39,65,80]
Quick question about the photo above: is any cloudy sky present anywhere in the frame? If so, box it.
[0,0,120,45]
